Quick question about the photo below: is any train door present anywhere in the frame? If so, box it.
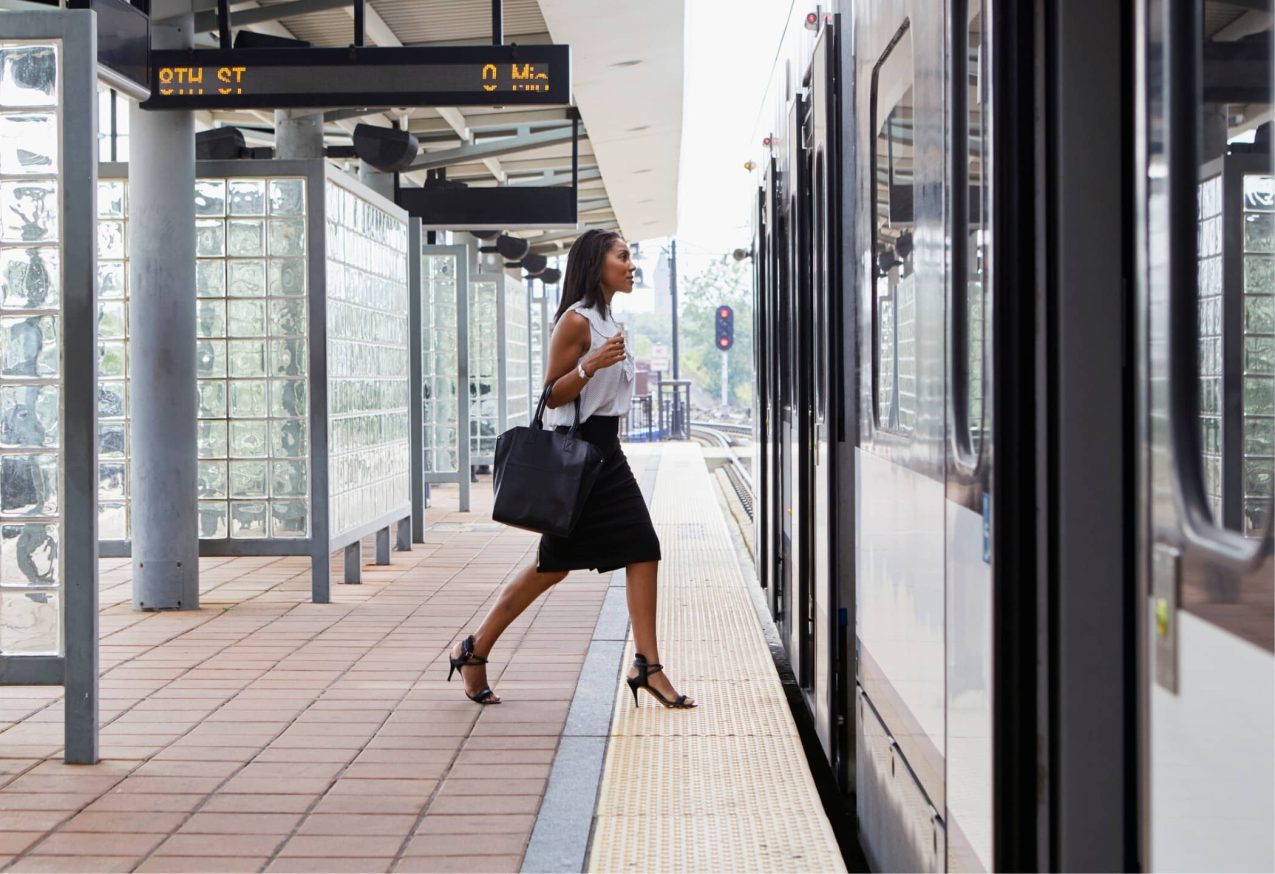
[767,156,787,624]
[754,184,772,600]
[1135,1,1275,870]
[783,93,813,678]
[808,20,841,762]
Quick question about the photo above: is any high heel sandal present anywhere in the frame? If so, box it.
[448,635,500,705]
[626,653,695,709]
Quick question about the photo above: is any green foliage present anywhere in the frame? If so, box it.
[678,255,754,408]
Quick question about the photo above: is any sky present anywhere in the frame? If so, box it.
[615,0,792,316]
[674,0,793,269]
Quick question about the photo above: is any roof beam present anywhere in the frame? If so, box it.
[343,1,401,46]
[409,125,576,171]
[435,107,473,143]
[507,167,601,187]
[191,0,350,32]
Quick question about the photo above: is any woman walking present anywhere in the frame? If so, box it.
[448,229,694,710]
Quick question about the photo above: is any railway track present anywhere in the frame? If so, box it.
[690,422,754,521]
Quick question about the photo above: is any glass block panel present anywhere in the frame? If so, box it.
[0,113,57,176]
[198,501,228,539]
[227,299,265,337]
[98,301,126,339]
[269,178,305,216]
[229,419,267,458]
[229,501,267,538]
[227,259,266,297]
[96,218,125,260]
[197,300,226,338]
[0,44,57,107]
[197,380,226,417]
[227,219,265,257]
[271,460,307,497]
[195,219,225,257]
[270,418,306,458]
[0,591,59,655]
[196,259,225,297]
[98,341,125,378]
[270,378,307,417]
[229,380,267,417]
[197,461,226,499]
[228,339,265,377]
[228,179,266,215]
[324,179,410,537]
[1,247,58,309]
[269,258,306,296]
[98,423,125,458]
[194,179,226,216]
[1244,212,1275,254]
[0,180,57,244]
[269,218,305,256]
[0,523,58,587]
[269,299,305,336]
[98,381,124,419]
[98,180,125,218]
[270,339,306,377]
[229,460,267,498]
[270,501,307,538]
[2,454,57,514]
[0,385,58,448]
[1,314,58,377]
[98,503,126,540]
[196,339,226,378]
[197,420,228,459]
[97,461,124,501]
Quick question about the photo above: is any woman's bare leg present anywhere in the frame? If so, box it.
[624,560,694,705]
[452,564,567,702]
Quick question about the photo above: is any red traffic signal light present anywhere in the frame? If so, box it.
[715,304,734,351]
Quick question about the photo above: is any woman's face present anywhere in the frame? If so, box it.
[601,240,636,294]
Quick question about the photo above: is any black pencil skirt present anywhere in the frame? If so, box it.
[536,416,662,574]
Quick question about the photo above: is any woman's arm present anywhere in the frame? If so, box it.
[543,311,626,409]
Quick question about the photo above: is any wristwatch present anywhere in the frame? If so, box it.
[577,363,592,381]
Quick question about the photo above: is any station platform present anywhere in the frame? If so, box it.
[0,443,843,874]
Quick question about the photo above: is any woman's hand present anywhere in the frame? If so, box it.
[581,334,626,377]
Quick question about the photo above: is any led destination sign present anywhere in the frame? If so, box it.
[142,45,570,109]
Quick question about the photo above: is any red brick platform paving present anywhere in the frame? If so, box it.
[0,468,630,873]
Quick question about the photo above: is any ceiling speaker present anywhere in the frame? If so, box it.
[352,124,419,173]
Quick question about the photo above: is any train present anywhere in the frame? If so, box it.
[748,1,1273,870]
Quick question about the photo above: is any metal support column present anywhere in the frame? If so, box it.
[129,14,199,611]
[375,527,390,565]
[275,110,325,159]
[396,517,412,551]
[344,542,362,583]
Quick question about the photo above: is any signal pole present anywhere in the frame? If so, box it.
[670,238,679,380]
[721,349,729,408]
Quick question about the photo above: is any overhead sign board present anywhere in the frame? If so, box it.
[66,0,150,100]
[142,44,571,110]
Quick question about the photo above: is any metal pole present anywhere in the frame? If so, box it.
[129,14,199,611]
[670,238,679,380]
[721,350,729,408]
[492,0,503,45]
[216,0,231,49]
[275,110,325,159]
[353,0,364,46]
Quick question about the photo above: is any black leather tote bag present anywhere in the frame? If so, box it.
[492,383,603,538]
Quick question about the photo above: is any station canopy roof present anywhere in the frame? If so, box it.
[167,0,684,253]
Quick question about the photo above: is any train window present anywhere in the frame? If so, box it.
[871,21,915,434]
[965,6,989,454]
[1189,9,1274,538]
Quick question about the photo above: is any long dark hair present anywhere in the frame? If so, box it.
[553,228,623,323]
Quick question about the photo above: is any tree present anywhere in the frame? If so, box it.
[677,254,754,409]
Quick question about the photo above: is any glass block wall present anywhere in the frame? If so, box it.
[504,278,530,428]
[194,176,311,540]
[422,252,461,474]
[1242,172,1274,537]
[1198,173,1224,523]
[529,286,544,400]
[0,40,62,655]
[325,180,410,539]
[96,180,128,540]
[470,278,499,459]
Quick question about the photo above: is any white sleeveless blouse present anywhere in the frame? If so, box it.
[542,302,635,428]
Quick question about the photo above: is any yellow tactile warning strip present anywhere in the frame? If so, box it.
[587,443,846,873]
